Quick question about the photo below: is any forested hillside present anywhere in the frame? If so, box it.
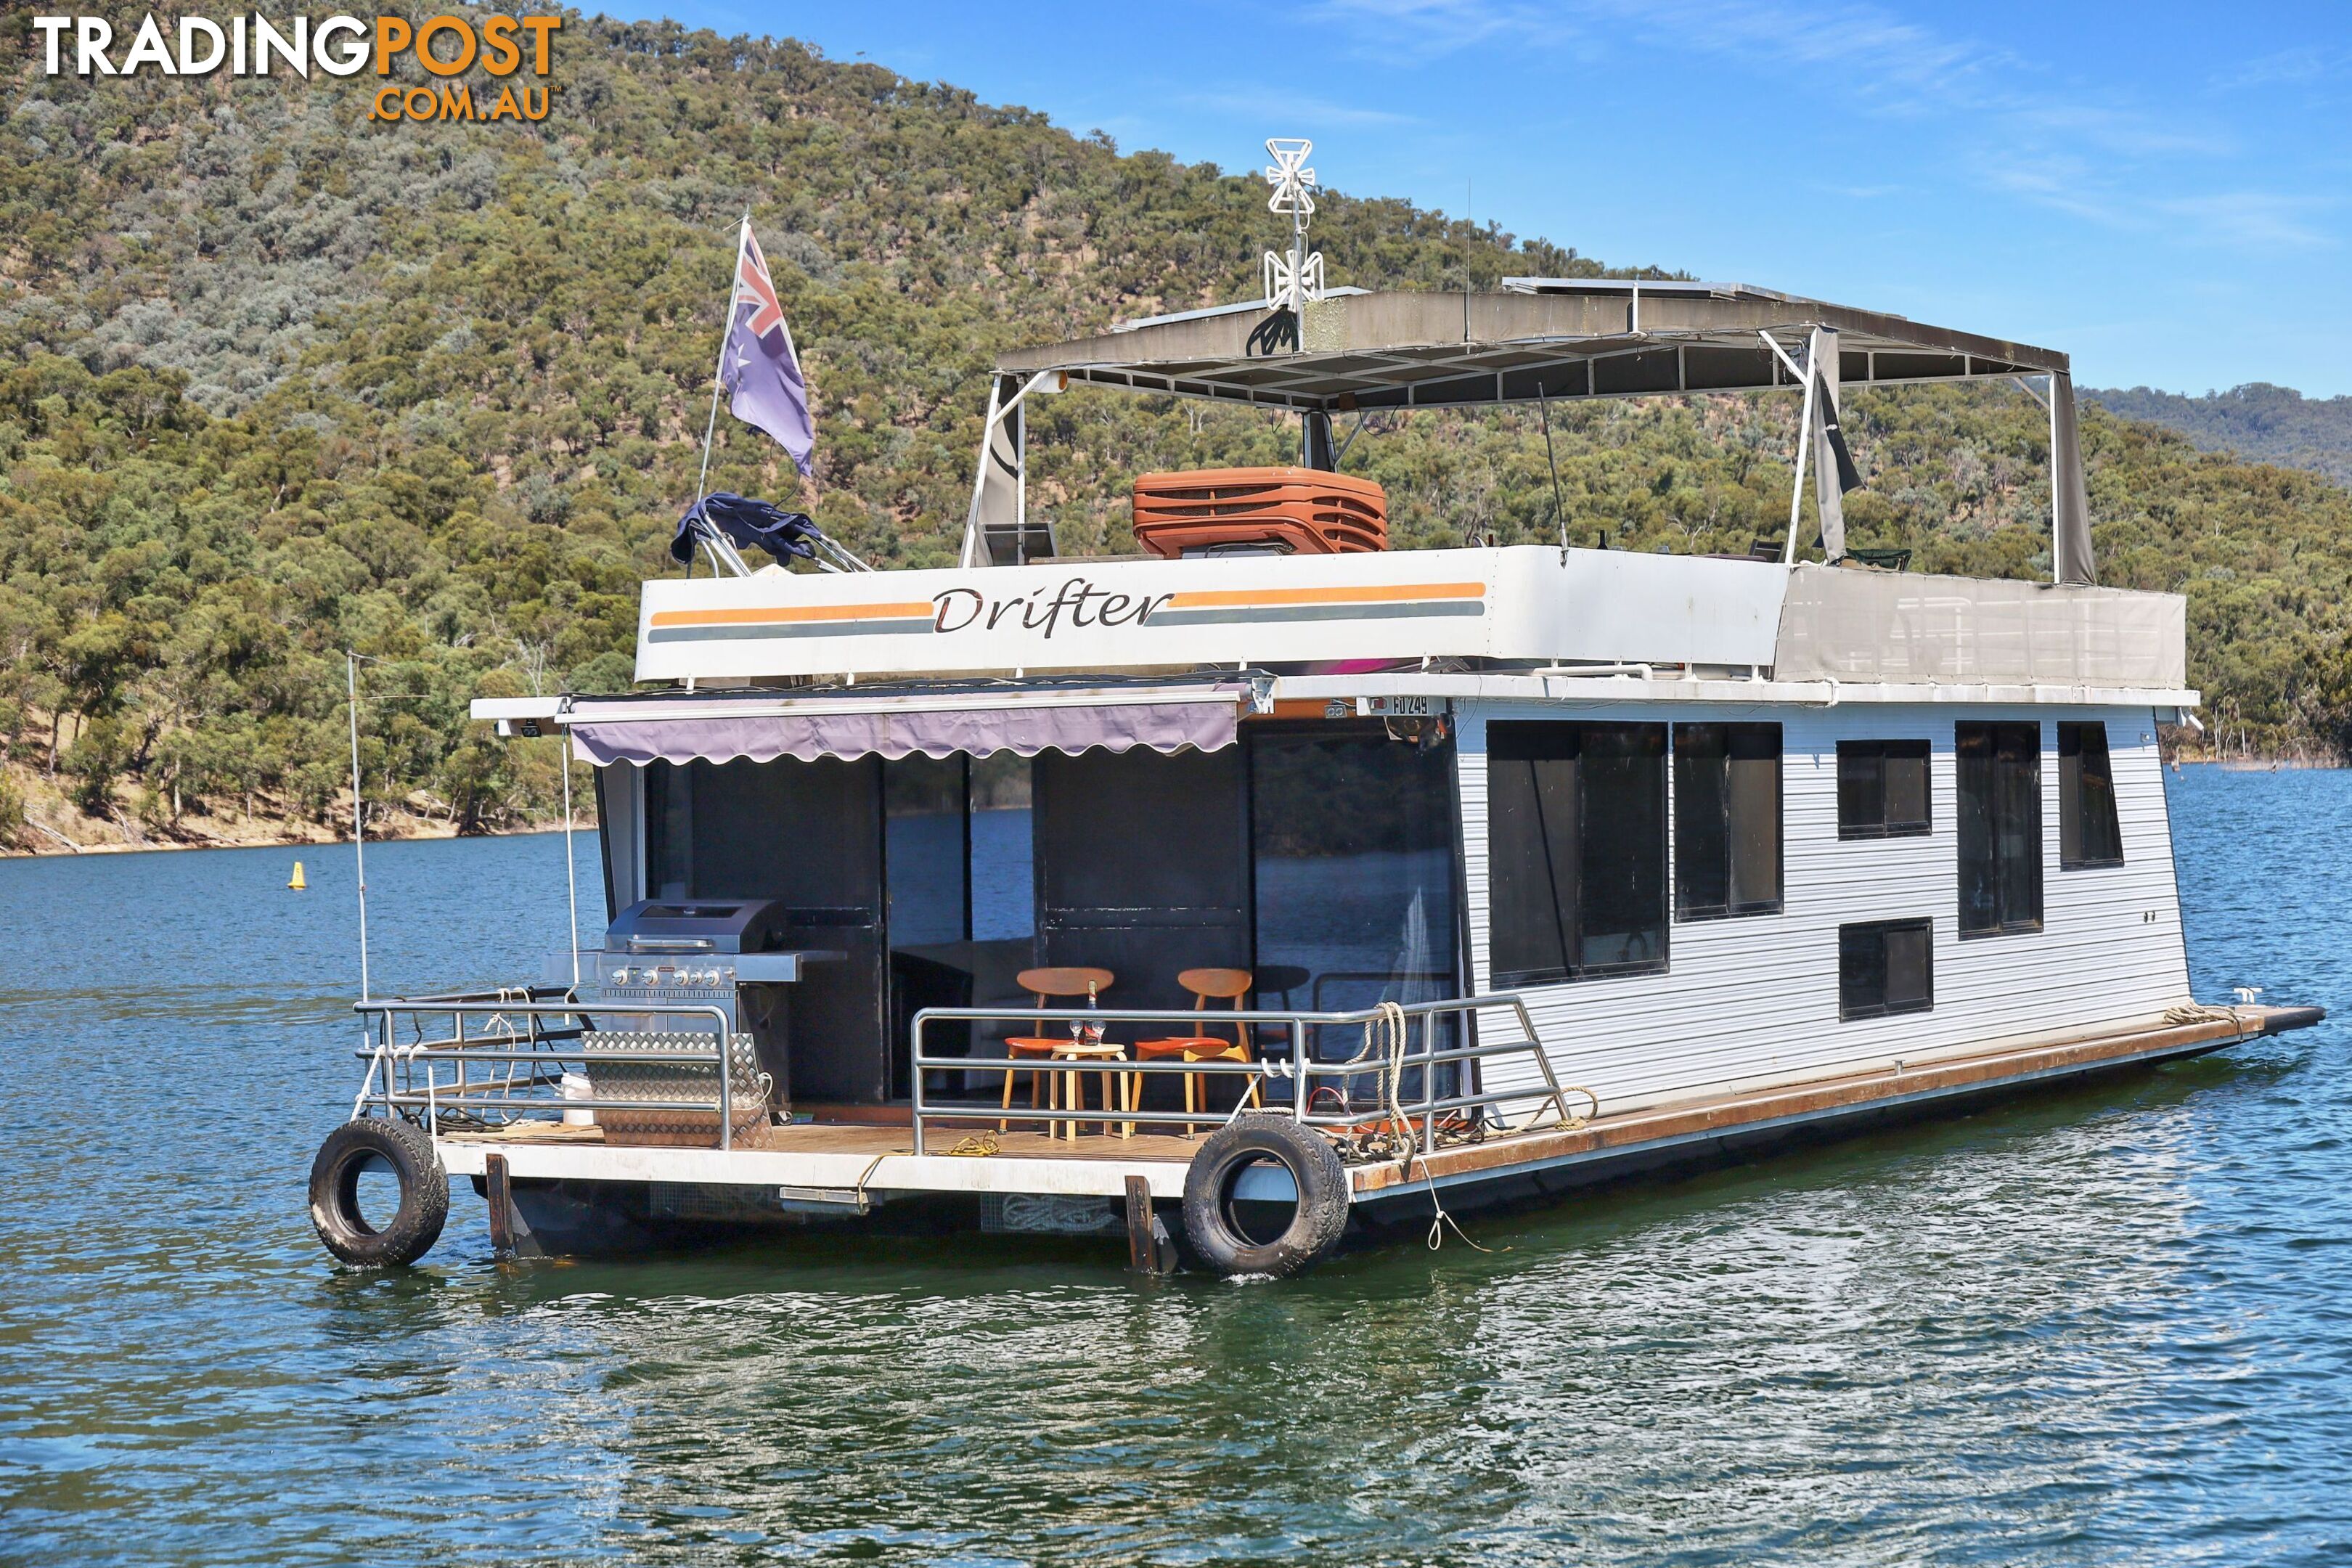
[2090,383,2352,489]
[5,7,2351,852]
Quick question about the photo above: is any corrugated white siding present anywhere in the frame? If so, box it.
[1459,699,2191,1114]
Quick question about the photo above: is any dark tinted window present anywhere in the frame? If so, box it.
[1956,722,2043,936]
[1839,919,1934,1020]
[886,754,968,947]
[1837,740,1930,838]
[642,756,880,912]
[1675,723,1782,920]
[2058,722,2124,869]
[1036,746,1250,1016]
[1252,724,1461,1062]
[1488,722,1667,985]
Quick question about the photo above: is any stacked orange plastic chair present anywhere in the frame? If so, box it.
[1132,467,1387,558]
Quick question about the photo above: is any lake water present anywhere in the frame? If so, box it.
[1,768,2346,1565]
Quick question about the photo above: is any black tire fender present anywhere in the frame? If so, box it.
[1180,1114,1351,1278]
[309,1117,449,1267]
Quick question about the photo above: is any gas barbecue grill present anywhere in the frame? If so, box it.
[571,899,832,1126]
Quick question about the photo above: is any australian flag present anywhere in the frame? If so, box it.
[722,223,814,475]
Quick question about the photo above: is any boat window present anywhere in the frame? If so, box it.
[1956,721,2043,936]
[1836,740,1931,838]
[1674,723,1782,920]
[886,755,968,947]
[1839,918,1934,1019]
[640,756,891,1102]
[884,756,972,1100]
[968,751,1035,943]
[1486,722,1668,986]
[1251,723,1461,1061]
[2057,722,2124,869]
[592,764,632,920]
[1036,745,1251,1016]
[642,756,881,912]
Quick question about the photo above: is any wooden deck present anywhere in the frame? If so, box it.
[1350,1008,2271,1198]
[451,1116,1204,1164]
[436,1007,2307,1206]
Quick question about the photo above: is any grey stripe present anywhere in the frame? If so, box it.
[649,618,936,643]
[1146,601,1485,627]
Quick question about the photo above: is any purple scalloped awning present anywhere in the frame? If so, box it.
[570,701,1238,767]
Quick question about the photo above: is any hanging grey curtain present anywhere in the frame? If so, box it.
[1808,327,1863,563]
[2050,372,2097,586]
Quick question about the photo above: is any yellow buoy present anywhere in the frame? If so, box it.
[289,860,307,891]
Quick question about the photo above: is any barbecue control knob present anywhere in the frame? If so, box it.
[612,966,632,984]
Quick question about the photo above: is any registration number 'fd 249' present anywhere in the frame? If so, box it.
[1353,695,1440,718]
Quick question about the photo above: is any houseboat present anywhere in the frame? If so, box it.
[309,277,2321,1278]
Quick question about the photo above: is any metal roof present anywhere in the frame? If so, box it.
[995,282,2067,413]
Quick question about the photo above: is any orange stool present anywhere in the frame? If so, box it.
[1132,968,1260,1138]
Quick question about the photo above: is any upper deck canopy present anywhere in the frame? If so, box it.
[993,280,2067,413]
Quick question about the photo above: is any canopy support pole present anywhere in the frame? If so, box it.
[958,377,1008,568]
[1782,348,1818,565]
[1536,382,1567,556]
[560,719,580,993]
[346,653,369,1005]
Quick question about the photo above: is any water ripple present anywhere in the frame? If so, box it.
[1,779,2349,1564]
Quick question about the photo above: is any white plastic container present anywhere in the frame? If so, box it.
[560,1071,596,1127]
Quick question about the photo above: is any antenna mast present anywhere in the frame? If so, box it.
[1261,138,1324,319]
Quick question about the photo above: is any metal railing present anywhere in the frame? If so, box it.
[351,992,741,1150]
[907,993,1575,1158]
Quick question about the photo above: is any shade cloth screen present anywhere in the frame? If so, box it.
[1773,565,2184,688]
[571,701,1238,767]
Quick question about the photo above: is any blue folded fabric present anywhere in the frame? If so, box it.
[670,491,827,565]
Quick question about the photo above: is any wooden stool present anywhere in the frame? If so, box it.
[1000,967,1115,1132]
[1048,1040,1132,1139]
[1133,967,1258,1138]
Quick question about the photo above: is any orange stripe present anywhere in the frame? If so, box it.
[650,602,935,629]
[1163,582,1485,611]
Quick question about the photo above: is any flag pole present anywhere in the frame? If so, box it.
[688,211,749,572]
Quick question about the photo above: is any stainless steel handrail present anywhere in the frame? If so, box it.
[351,997,738,1150]
[908,993,1568,1156]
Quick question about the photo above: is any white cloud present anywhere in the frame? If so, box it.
[1181,89,1425,128]
[2157,192,2337,252]
[2208,45,2347,94]
[1310,0,2315,256]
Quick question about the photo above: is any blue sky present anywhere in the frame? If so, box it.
[595,0,2351,396]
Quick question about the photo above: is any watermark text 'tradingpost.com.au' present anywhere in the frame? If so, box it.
[26,12,563,123]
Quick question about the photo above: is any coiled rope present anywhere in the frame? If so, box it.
[1362,1001,1490,1254]
[2163,1002,2250,1032]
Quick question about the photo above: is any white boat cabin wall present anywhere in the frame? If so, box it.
[1453,698,2189,1118]
[571,683,2190,1127]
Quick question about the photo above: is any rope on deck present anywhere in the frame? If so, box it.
[2163,1002,2250,1031]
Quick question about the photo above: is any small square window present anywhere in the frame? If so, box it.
[1837,740,1930,838]
[1839,918,1935,1020]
